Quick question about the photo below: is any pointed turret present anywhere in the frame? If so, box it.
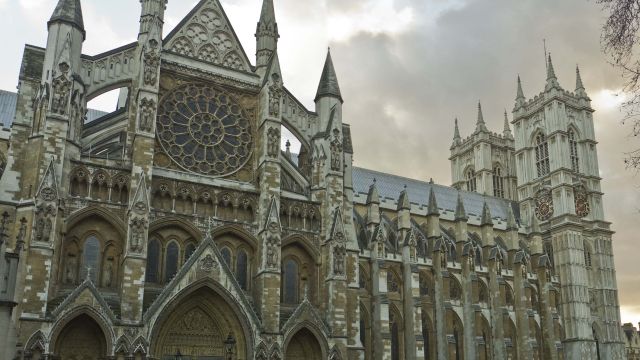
[506,205,518,231]
[503,110,513,139]
[366,180,380,227]
[452,118,461,146]
[454,192,468,221]
[315,49,343,103]
[427,187,439,216]
[514,75,526,109]
[480,201,493,226]
[366,179,380,205]
[49,0,85,39]
[475,101,488,133]
[398,186,411,211]
[255,0,279,68]
[545,54,562,91]
[575,65,590,100]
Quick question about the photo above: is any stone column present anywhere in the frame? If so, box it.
[536,256,558,360]
[433,241,448,360]
[514,254,532,360]
[461,244,476,360]
[370,235,391,360]
[488,250,506,360]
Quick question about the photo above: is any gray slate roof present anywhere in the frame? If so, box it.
[315,50,343,103]
[352,167,520,223]
[49,0,85,32]
[0,91,107,129]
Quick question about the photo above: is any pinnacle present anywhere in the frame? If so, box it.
[455,191,467,221]
[547,53,556,80]
[516,75,525,100]
[480,201,493,226]
[576,65,585,90]
[315,49,343,103]
[453,118,461,145]
[366,179,380,205]
[49,0,85,36]
[427,187,439,216]
[475,101,488,133]
[503,110,512,138]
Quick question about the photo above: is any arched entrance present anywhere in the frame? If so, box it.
[54,314,107,359]
[151,286,250,359]
[285,328,322,360]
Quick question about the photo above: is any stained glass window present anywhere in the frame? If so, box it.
[236,249,248,290]
[146,239,160,283]
[221,247,232,267]
[466,169,476,192]
[165,241,179,282]
[493,166,504,198]
[283,259,299,304]
[81,236,100,283]
[157,83,253,176]
[184,243,196,261]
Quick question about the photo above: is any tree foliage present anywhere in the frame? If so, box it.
[599,0,640,168]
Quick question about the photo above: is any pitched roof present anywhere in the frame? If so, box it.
[49,0,85,34]
[352,167,520,223]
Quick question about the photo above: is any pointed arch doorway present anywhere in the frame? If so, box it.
[53,314,108,360]
[285,328,322,360]
[151,286,251,360]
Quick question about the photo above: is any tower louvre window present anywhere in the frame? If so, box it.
[535,133,550,177]
[569,129,580,172]
[493,166,505,198]
[466,169,477,192]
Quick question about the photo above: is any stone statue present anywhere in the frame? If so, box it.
[65,255,77,284]
[333,247,345,276]
[103,259,113,288]
[143,40,160,86]
[267,127,280,158]
[268,73,282,117]
[139,98,155,132]
[51,63,71,115]
[130,218,146,252]
[266,237,279,268]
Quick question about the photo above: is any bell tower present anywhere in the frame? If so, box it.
[512,56,625,359]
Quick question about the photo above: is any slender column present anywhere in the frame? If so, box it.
[461,247,476,360]
[488,254,506,359]
[514,258,532,359]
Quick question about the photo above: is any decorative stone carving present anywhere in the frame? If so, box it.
[534,188,553,221]
[574,185,590,218]
[139,98,156,132]
[200,254,218,272]
[266,232,280,270]
[333,245,346,276]
[103,259,114,288]
[330,129,342,172]
[129,218,147,252]
[267,127,280,158]
[40,186,57,202]
[65,254,77,284]
[143,39,160,86]
[51,62,72,115]
[34,204,55,242]
[268,73,282,117]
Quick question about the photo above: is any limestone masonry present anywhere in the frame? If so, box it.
[0,0,629,359]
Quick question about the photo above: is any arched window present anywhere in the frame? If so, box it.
[146,239,160,283]
[359,317,367,354]
[423,320,431,360]
[535,133,550,177]
[453,327,461,360]
[164,241,179,282]
[184,243,196,261]
[283,259,299,304]
[220,247,232,267]
[390,313,400,360]
[584,246,592,268]
[493,166,505,198]
[569,129,580,172]
[593,327,601,360]
[236,249,248,290]
[81,236,100,283]
[465,168,476,192]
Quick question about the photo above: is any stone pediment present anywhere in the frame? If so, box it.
[50,277,116,323]
[281,297,330,336]
[142,233,260,327]
[163,0,253,73]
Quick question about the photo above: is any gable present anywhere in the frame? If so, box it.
[164,0,253,73]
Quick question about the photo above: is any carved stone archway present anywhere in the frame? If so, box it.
[150,286,250,359]
[284,328,323,360]
[53,314,108,359]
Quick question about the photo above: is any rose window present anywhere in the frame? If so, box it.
[157,83,253,176]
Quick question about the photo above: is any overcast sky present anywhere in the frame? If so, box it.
[1,0,639,325]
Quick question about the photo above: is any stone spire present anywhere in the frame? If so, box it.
[427,187,439,216]
[575,65,590,100]
[315,49,343,103]
[515,75,526,109]
[49,0,85,38]
[545,53,562,91]
[398,185,411,211]
[366,179,380,205]
[503,110,513,139]
[255,0,279,68]
[475,101,488,133]
[480,200,493,226]
[455,192,468,221]
[452,118,461,146]
[506,204,518,231]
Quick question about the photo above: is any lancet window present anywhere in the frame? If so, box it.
[535,133,550,177]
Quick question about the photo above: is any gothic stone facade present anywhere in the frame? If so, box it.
[0,0,627,359]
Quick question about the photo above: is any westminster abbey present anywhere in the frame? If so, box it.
[0,0,628,359]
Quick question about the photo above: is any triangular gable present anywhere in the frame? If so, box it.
[264,196,281,232]
[163,0,253,73]
[51,277,116,322]
[262,52,282,87]
[128,174,149,212]
[36,159,59,201]
[143,232,260,327]
[280,297,330,335]
[328,206,346,241]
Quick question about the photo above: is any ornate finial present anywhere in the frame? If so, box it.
[373,177,377,184]
[429,178,434,184]
[453,117,461,145]
[475,101,487,133]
